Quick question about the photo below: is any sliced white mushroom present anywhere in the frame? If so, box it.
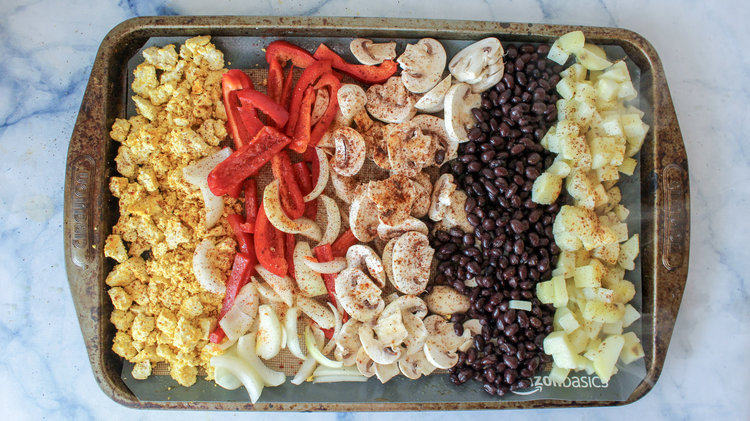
[448,37,504,85]
[296,296,335,330]
[349,186,380,242]
[410,172,432,218]
[411,114,458,164]
[334,268,385,323]
[458,319,483,352]
[390,231,434,295]
[374,362,400,383]
[346,245,387,289]
[401,311,428,356]
[415,75,452,113]
[358,321,402,365]
[444,82,481,143]
[373,309,409,350]
[350,38,397,65]
[379,295,428,356]
[468,60,504,93]
[366,76,417,124]
[329,166,361,205]
[335,319,362,366]
[355,346,376,377]
[399,349,437,379]
[336,84,367,126]
[353,110,390,171]
[381,294,429,320]
[368,175,416,226]
[377,217,429,241]
[397,38,447,93]
[424,285,471,316]
[384,121,436,177]
[382,237,396,284]
[428,173,457,222]
[422,315,465,369]
[441,189,475,234]
[332,127,366,177]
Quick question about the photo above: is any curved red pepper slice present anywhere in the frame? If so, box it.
[330,228,358,258]
[208,127,291,196]
[309,72,341,146]
[285,60,332,138]
[313,43,398,84]
[228,214,253,254]
[222,70,262,149]
[271,150,306,220]
[285,233,296,279]
[293,161,318,220]
[209,251,255,344]
[281,64,295,110]
[236,89,290,128]
[255,204,288,277]
[267,59,284,106]
[244,178,259,229]
[266,40,316,69]
[290,86,316,153]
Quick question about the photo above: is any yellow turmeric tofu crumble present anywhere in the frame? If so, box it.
[103,36,241,387]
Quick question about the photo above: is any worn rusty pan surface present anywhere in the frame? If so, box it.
[63,15,689,410]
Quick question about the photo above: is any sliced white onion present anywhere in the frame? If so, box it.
[304,148,330,202]
[317,195,341,247]
[255,264,295,307]
[313,375,368,383]
[254,279,285,303]
[284,307,306,359]
[313,365,364,377]
[291,357,318,385]
[214,366,242,390]
[255,304,283,360]
[293,242,328,297]
[303,257,347,274]
[183,147,232,228]
[509,300,532,311]
[304,326,343,368]
[264,179,322,241]
[321,302,342,355]
[211,353,265,403]
[233,282,259,318]
[219,304,254,342]
[237,333,286,387]
[192,239,226,294]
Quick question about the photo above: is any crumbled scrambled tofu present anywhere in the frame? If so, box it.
[104,37,237,387]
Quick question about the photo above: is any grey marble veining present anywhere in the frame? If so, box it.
[1,0,748,419]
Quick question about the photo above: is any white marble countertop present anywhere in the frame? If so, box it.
[1,0,748,419]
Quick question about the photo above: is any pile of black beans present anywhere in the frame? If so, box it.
[434,43,564,396]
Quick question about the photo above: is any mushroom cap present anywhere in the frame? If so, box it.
[368,174,416,226]
[358,321,402,365]
[422,315,464,369]
[349,185,380,242]
[424,285,471,316]
[444,82,481,143]
[397,38,447,94]
[410,172,432,218]
[399,349,437,379]
[334,268,384,323]
[350,38,397,66]
[377,217,429,241]
[428,173,457,222]
[334,318,363,366]
[337,84,368,124]
[332,126,366,177]
[346,244,387,289]
[365,76,417,124]
[390,231,434,295]
[415,75,452,113]
[448,37,504,83]
[374,361,400,383]
[410,114,456,165]
[355,346,376,377]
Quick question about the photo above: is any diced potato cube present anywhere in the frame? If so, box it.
[552,275,569,308]
[555,250,577,278]
[557,99,570,121]
[568,328,590,354]
[591,335,625,383]
[602,320,623,335]
[541,125,557,150]
[615,204,630,221]
[601,114,625,137]
[556,77,577,100]
[618,234,640,270]
[596,165,620,183]
[575,44,613,71]
[574,259,605,288]
[593,242,620,265]
[595,78,620,102]
[607,186,622,207]
[617,80,637,101]
[590,136,626,170]
[620,332,645,364]
[537,280,555,304]
[602,265,625,289]
[626,105,645,118]
[561,63,587,82]
[622,304,641,328]
[581,320,603,339]
[556,120,580,140]
[562,136,593,169]
[549,364,570,384]
[548,158,572,177]
[532,172,563,205]
[572,99,597,129]
[612,280,636,304]
[609,222,629,243]
[547,40,570,65]
[619,157,638,175]
[582,301,625,323]
[589,69,603,82]
[558,31,586,54]
[600,60,630,83]
[554,307,581,333]
[621,114,649,156]
[543,331,578,369]
[574,82,596,104]
[582,287,615,303]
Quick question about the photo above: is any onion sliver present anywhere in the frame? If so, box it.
[304,148,330,202]
[317,195,341,247]
[313,365,363,377]
[237,333,286,387]
[293,242,328,297]
[210,353,264,403]
[183,147,232,228]
[219,305,254,341]
[192,239,226,294]
[297,296,336,330]
[303,257,347,274]
[255,264,295,306]
[214,366,242,390]
[284,307,306,359]
[321,302,342,355]
[291,358,318,385]
[313,375,368,383]
[264,180,322,241]
[305,326,343,368]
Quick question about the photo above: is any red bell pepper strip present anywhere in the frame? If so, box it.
[236,89,290,128]
[285,60,332,138]
[255,204,288,277]
[290,86,316,153]
[267,58,284,106]
[208,126,292,196]
[313,244,339,307]
[285,233,296,279]
[309,73,341,147]
[222,71,262,149]
[293,161,318,220]
[266,40,316,69]
[244,178,259,228]
[331,228,358,258]
[281,64,295,110]
[271,151,306,220]
[209,251,255,344]
[227,181,243,199]
[313,43,398,84]
[228,214,253,254]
